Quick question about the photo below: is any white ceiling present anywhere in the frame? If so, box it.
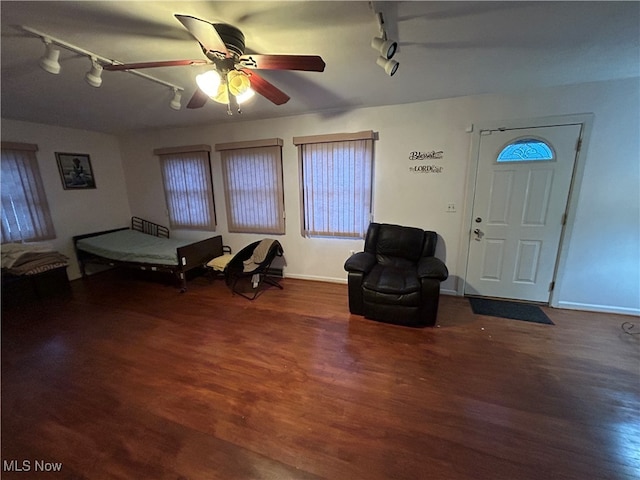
[2,1,639,134]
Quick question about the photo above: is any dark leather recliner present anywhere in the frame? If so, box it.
[344,222,448,327]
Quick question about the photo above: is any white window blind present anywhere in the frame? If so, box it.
[217,139,285,234]
[294,131,375,238]
[1,143,56,243]
[156,146,216,231]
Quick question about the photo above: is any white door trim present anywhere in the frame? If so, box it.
[456,113,594,307]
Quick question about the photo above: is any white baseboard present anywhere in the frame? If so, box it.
[555,301,640,317]
[284,273,348,285]
[284,274,461,295]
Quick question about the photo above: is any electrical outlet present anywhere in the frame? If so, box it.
[446,203,456,213]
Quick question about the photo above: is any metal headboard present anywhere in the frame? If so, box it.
[131,216,170,238]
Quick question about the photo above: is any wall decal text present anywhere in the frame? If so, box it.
[409,150,444,160]
[410,165,444,173]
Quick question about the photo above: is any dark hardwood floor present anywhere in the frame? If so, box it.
[2,270,639,479]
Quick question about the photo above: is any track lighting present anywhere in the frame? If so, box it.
[371,36,397,60]
[85,57,103,87]
[371,9,399,76]
[39,39,61,74]
[376,56,399,76]
[23,25,184,108]
[170,88,182,110]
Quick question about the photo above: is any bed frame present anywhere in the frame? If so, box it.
[73,217,223,292]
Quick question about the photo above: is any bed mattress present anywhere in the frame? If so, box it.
[75,229,192,266]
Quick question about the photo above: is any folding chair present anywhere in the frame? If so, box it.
[224,239,283,300]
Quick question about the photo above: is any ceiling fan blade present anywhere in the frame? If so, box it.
[186,89,209,109]
[240,69,290,105]
[239,55,325,72]
[175,14,230,58]
[104,59,209,71]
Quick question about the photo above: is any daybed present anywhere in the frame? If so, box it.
[73,217,223,292]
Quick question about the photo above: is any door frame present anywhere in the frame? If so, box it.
[457,113,594,307]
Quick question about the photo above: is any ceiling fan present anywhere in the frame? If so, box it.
[103,14,326,114]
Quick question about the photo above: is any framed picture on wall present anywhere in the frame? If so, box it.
[56,152,96,189]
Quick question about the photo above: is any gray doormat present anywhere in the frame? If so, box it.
[468,297,554,325]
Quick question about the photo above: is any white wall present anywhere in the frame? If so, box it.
[4,77,638,315]
[1,120,131,279]
[118,77,640,315]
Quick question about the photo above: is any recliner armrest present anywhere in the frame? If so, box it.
[344,252,377,274]
[417,257,448,281]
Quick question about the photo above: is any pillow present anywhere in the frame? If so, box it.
[206,253,234,272]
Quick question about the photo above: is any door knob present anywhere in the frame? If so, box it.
[473,228,483,241]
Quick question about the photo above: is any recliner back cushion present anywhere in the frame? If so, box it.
[422,231,437,257]
[374,224,425,264]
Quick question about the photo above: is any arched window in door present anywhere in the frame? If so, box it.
[497,138,554,162]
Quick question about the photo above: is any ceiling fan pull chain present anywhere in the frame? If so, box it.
[226,82,234,115]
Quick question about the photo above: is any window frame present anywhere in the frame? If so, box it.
[215,138,285,235]
[1,142,56,243]
[293,131,376,239]
[154,144,217,231]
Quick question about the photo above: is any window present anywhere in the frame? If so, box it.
[497,138,555,162]
[216,138,285,234]
[154,145,216,230]
[294,131,375,238]
[1,142,56,243]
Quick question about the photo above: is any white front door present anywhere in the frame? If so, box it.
[465,124,582,302]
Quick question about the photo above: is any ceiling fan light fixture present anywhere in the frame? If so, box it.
[236,88,255,104]
[371,36,397,60]
[39,39,61,74]
[85,57,103,87]
[211,85,254,105]
[195,70,221,97]
[212,82,229,104]
[376,56,399,76]
[227,70,251,97]
[170,88,182,110]
[211,71,253,105]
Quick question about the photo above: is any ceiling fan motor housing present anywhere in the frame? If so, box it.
[209,23,245,59]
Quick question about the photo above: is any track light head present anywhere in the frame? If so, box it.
[39,40,61,74]
[371,36,397,60]
[85,57,103,87]
[170,89,182,110]
[376,56,399,76]
[24,25,184,102]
